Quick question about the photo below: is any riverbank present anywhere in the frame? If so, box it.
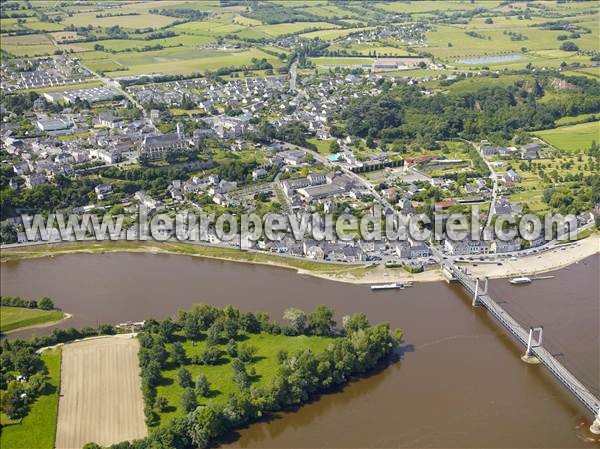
[0,307,71,334]
[1,233,598,285]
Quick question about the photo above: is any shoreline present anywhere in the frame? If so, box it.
[1,234,598,285]
[2,313,73,335]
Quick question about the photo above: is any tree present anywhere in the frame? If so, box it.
[226,339,238,357]
[342,312,370,334]
[188,403,227,449]
[156,396,169,412]
[195,374,210,397]
[307,305,336,336]
[38,297,54,310]
[283,307,306,335]
[560,41,579,52]
[206,323,221,346]
[200,347,222,365]
[159,318,177,342]
[237,345,257,364]
[82,444,102,449]
[182,387,197,412]
[171,342,187,366]
[178,367,193,388]
[329,140,341,153]
[183,315,202,342]
[1,381,28,421]
[0,221,17,244]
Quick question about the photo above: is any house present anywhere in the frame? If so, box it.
[503,169,521,183]
[490,197,514,216]
[94,183,112,200]
[280,150,305,166]
[134,191,164,211]
[24,173,48,189]
[281,178,310,198]
[521,143,540,159]
[252,168,268,180]
[444,238,490,255]
[97,112,123,129]
[491,238,521,253]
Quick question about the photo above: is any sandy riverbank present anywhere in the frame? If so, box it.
[1,234,598,285]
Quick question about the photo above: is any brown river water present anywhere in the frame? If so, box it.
[1,252,599,448]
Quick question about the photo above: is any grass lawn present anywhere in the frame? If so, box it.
[0,307,65,333]
[307,137,333,155]
[0,348,61,449]
[155,332,334,426]
[533,121,600,153]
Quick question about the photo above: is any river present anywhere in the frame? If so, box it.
[1,253,598,448]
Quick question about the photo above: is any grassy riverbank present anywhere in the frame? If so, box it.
[0,241,373,279]
[0,348,61,449]
[0,307,65,333]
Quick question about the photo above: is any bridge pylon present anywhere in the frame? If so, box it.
[472,278,480,307]
[521,326,542,364]
[590,409,600,435]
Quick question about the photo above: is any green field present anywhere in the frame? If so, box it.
[534,121,600,153]
[155,332,334,426]
[99,47,283,76]
[555,113,600,127]
[63,12,177,29]
[0,349,61,449]
[0,307,65,333]
[443,74,534,95]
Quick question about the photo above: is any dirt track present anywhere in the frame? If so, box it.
[55,335,147,449]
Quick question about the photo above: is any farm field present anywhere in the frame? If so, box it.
[300,26,374,41]
[62,12,178,29]
[0,349,62,449]
[254,21,340,37]
[0,33,56,57]
[155,331,334,426]
[55,336,146,449]
[311,56,374,68]
[534,121,600,153]
[95,47,282,76]
[0,306,65,333]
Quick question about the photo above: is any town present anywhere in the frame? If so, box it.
[1,2,599,449]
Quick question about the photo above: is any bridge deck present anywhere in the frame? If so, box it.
[446,262,600,417]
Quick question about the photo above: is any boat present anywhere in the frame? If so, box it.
[509,276,532,285]
[370,283,403,291]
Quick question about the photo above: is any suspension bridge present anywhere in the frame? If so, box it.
[436,252,600,434]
